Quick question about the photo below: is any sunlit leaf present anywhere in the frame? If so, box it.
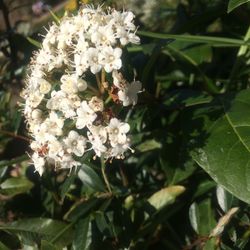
[189,198,216,236]
[192,89,250,204]
[138,31,250,46]
[227,0,250,13]
[148,185,185,211]
[0,177,33,196]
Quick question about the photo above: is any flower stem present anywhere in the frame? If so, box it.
[95,73,103,95]
[101,68,106,88]
[101,157,112,193]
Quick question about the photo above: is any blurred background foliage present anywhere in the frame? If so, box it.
[1,0,250,249]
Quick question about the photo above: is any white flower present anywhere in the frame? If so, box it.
[47,138,64,158]
[64,130,86,157]
[88,126,107,157]
[110,10,136,31]
[76,101,97,129]
[112,70,127,89]
[74,53,88,76]
[36,50,54,67]
[107,118,130,146]
[57,154,81,169]
[45,112,64,136]
[39,78,51,94]
[88,125,107,144]
[75,34,89,53]
[26,91,44,108]
[118,81,142,106]
[109,142,130,159]
[31,109,43,121]
[23,5,141,174]
[42,23,58,50]
[91,25,116,46]
[99,47,122,73]
[57,19,77,49]
[46,90,80,118]
[32,123,50,143]
[88,96,104,112]
[85,47,102,74]
[32,152,45,176]
[46,90,66,110]
[60,74,87,94]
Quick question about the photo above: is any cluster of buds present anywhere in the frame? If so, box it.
[22,5,142,175]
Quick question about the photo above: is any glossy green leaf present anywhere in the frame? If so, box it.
[216,186,235,212]
[72,217,92,250]
[192,89,250,204]
[148,185,185,211]
[227,0,250,13]
[189,199,215,235]
[0,177,33,196]
[189,198,216,250]
[78,164,105,192]
[0,218,73,247]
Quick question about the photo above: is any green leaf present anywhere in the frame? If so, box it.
[164,90,213,109]
[227,0,250,13]
[26,37,42,48]
[72,217,92,250]
[41,240,58,250]
[148,185,185,211]
[138,31,250,47]
[48,9,60,24]
[216,186,236,212]
[95,213,112,236]
[64,198,101,222]
[192,89,250,204]
[0,241,10,250]
[189,198,216,250]
[0,218,73,247]
[0,177,33,196]
[78,164,105,192]
[189,198,216,236]
[59,173,76,200]
[136,139,162,152]
[164,45,219,94]
[0,155,29,169]
[169,41,212,65]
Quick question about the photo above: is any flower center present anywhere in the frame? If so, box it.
[109,55,114,61]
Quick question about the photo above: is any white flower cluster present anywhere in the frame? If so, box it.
[22,5,142,175]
